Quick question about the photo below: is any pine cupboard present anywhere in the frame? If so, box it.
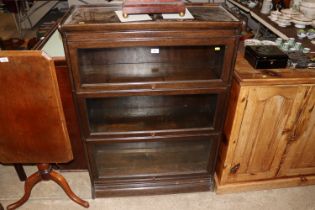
[216,53,315,193]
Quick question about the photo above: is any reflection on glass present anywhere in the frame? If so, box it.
[87,94,217,133]
[78,46,225,84]
[93,138,213,178]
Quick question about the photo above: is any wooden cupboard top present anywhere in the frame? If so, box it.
[59,4,241,32]
[234,51,315,86]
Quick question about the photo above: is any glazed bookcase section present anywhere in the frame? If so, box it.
[60,4,241,92]
[60,4,241,197]
[88,135,217,180]
[77,45,225,85]
[85,94,217,134]
[62,5,239,26]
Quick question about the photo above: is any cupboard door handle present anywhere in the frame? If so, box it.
[230,163,240,174]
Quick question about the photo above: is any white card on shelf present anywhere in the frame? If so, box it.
[115,11,152,22]
[0,57,9,62]
[162,9,194,20]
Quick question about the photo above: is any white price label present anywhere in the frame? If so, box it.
[151,48,159,54]
[0,57,9,62]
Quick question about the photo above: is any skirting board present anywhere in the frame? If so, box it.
[214,174,315,194]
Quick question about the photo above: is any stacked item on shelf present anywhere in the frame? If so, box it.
[244,37,314,68]
[267,8,314,28]
[300,0,315,20]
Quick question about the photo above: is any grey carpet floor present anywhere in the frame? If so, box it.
[1,165,315,210]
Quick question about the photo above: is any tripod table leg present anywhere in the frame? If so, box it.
[7,171,42,210]
[49,170,89,208]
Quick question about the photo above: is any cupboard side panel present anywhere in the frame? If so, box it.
[218,82,249,184]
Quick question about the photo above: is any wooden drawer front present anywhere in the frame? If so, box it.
[67,37,237,91]
[77,91,228,137]
[87,135,219,180]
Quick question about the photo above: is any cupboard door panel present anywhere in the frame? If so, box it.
[278,87,315,177]
[221,86,306,183]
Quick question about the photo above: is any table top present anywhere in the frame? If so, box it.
[60,4,241,31]
[0,51,73,164]
[234,47,315,86]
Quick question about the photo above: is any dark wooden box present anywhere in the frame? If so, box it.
[244,45,288,69]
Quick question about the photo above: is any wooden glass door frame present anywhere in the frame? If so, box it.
[65,37,238,92]
[85,133,221,181]
[75,88,229,139]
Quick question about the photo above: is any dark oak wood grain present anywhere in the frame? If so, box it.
[60,3,241,197]
[86,94,217,133]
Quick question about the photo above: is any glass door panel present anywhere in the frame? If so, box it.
[91,136,214,178]
[78,46,225,85]
[86,94,217,133]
